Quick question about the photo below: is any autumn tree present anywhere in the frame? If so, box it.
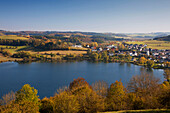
[15,84,40,112]
[128,74,161,109]
[146,60,154,68]
[126,55,132,61]
[40,97,54,113]
[91,53,98,61]
[69,78,105,113]
[106,80,127,111]
[139,57,147,65]
[163,69,170,82]
[158,81,170,108]
[0,84,40,113]
[53,91,79,113]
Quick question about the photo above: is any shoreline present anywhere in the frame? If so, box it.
[0,58,168,70]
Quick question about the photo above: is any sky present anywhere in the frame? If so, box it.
[0,0,170,33]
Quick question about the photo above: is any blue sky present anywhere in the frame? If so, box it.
[0,0,170,33]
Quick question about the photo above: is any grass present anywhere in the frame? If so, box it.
[0,44,87,55]
[27,50,87,55]
[0,53,22,62]
[70,47,88,51]
[0,35,29,40]
[0,45,28,54]
[126,40,170,49]
[102,109,170,113]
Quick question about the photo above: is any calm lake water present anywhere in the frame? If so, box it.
[0,61,164,99]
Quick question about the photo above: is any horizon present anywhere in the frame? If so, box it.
[0,0,170,33]
[1,29,170,34]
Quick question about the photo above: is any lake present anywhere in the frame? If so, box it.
[0,61,164,99]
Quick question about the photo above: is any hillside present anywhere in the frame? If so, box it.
[154,35,170,41]
[1,30,170,40]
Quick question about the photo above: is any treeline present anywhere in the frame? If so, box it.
[0,70,170,113]
[0,39,70,50]
[0,39,29,46]
[90,35,124,41]
[88,50,132,62]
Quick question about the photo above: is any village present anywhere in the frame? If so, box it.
[73,42,170,66]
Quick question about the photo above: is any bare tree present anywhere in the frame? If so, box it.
[92,80,108,97]
[0,91,15,105]
[127,73,160,94]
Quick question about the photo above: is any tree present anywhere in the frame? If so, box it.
[128,74,160,93]
[69,78,105,113]
[159,81,170,108]
[0,84,40,113]
[163,69,170,82]
[127,74,161,109]
[106,80,126,111]
[139,57,147,65]
[126,55,132,61]
[15,84,40,112]
[87,49,91,55]
[91,53,98,61]
[147,60,154,68]
[40,97,53,113]
[92,80,108,97]
[0,91,15,106]
[69,77,90,91]
[53,91,79,113]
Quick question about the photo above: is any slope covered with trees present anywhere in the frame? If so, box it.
[154,35,170,41]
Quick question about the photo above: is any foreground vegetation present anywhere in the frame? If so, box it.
[102,109,170,113]
[0,70,170,113]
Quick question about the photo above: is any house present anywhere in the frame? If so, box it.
[109,53,114,56]
[92,49,97,52]
[146,51,150,56]
[72,45,82,48]
[107,45,114,48]
[130,51,137,56]
[97,47,103,51]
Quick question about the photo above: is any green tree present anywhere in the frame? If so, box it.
[15,84,40,112]
[126,55,132,61]
[91,53,98,61]
[147,60,154,68]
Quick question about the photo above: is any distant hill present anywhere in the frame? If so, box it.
[1,30,170,40]
[154,35,170,41]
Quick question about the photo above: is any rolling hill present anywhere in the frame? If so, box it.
[154,35,170,41]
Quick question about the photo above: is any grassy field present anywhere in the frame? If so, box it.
[70,47,88,51]
[0,45,28,53]
[126,40,170,49]
[102,109,170,113]
[0,35,29,40]
[27,50,87,55]
[0,53,22,62]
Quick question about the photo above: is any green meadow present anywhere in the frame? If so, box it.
[0,35,29,40]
